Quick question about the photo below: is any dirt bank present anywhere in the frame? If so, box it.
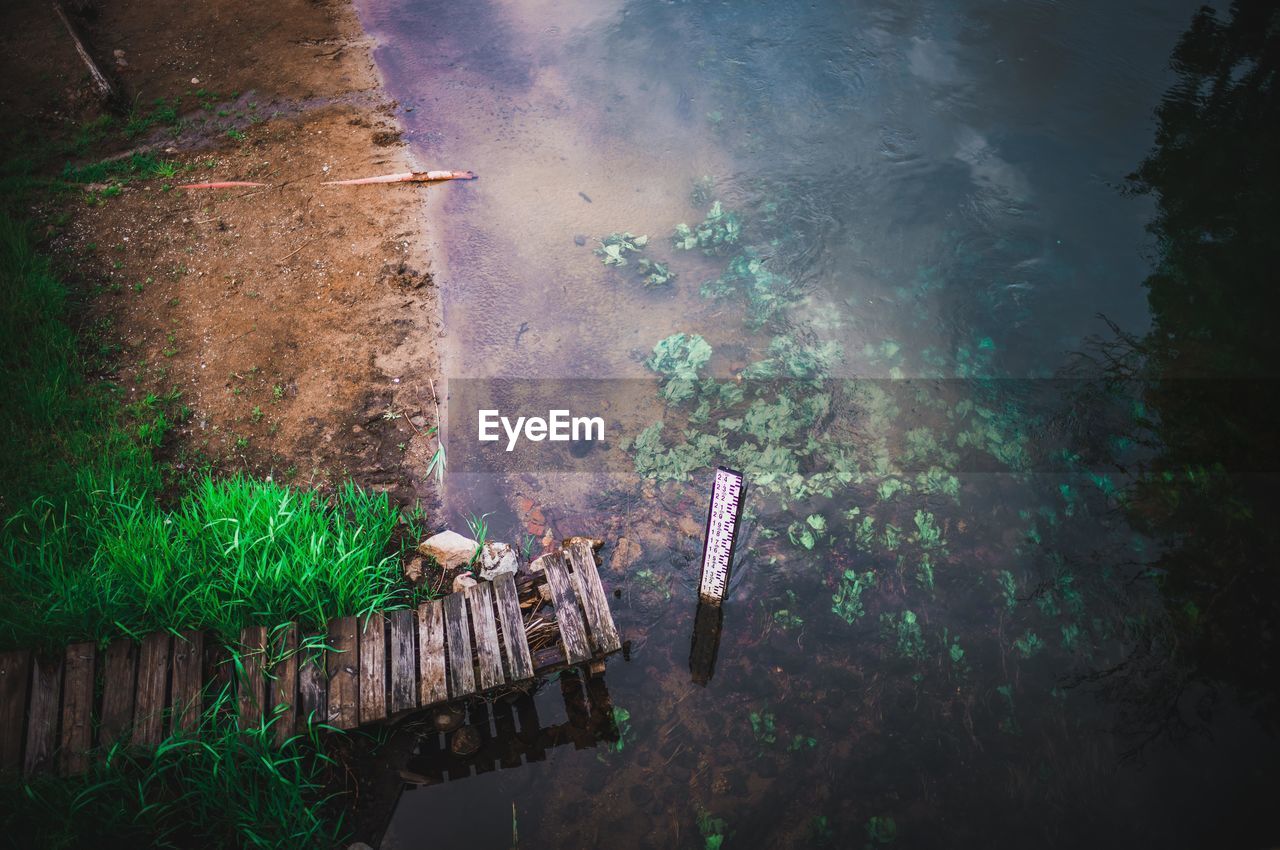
[0,0,444,508]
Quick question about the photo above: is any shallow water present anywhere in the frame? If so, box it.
[353,0,1275,846]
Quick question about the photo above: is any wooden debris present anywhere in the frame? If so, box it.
[52,2,120,107]
[177,181,268,189]
[321,170,476,186]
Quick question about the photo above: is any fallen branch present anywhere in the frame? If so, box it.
[321,170,477,186]
[52,1,120,108]
[178,181,268,189]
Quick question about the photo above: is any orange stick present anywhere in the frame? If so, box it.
[178,181,268,189]
[321,170,476,186]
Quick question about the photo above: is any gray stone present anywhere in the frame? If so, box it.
[418,529,478,570]
[478,541,519,581]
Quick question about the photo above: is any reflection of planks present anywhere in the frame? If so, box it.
[403,669,618,786]
[0,543,621,777]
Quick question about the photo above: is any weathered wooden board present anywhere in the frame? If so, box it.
[326,617,359,730]
[388,609,416,715]
[359,615,387,725]
[417,600,447,708]
[270,626,298,746]
[566,541,622,654]
[60,643,94,775]
[24,653,62,776]
[238,626,268,730]
[99,638,137,747]
[132,631,171,748]
[297,638,327,733]
[443,591,475,697]
[467,582,503,691]
[0,650,31,773]
[494,572,534,682]
[170,630,204,733]
[540,553,591,664]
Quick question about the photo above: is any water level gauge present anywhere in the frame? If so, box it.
[698,466,745,604]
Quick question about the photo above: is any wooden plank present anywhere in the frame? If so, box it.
[24,652,62,776]
[359,614,387,725]
[443,591,475,698]
[270,626,298,746]
[468,582,504,691]
[540,553,592,664]
[417,600,447,707]
[99,638,136,748]
[326,617,359,730]
[170,630,204,734]
[296,639,327,733]
[566,541,622,654]
[388,609,417,715]
[238,625,268,730]
[494,572,535,682]
[60,643,94,775]
[0,650,31,773]
[132,631,170,748]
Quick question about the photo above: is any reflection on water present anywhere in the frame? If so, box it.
[354,0,1279,846]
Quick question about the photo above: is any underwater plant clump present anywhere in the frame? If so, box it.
[700,248,802,327]
[595,232,648,266]
[636,257,676,287]
[672,200,743,254]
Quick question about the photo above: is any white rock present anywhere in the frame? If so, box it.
[417,529,478,570]
[478,541,519,581]
[452,573,478,593]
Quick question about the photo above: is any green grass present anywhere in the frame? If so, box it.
[0,687,344,849]
[1,475,416,650]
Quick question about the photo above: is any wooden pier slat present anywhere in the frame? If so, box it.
[297,639,327,733]
[494,572,534,682]
[132,631,171,748]
[269,626,298,746]
[566,541,622,654]
[467,582,503,691]
[238,626,268,730]
[359,615,387,725]
[60,643,94,775]
[326,617,359,730]
[24,653,62,776]
[99,638,137,748]
[417,600,447,707]
[443,591,475,697]
[0,650,31,773]
[388,609,416,715]
[170,630,204,734]
[541,553,592,665]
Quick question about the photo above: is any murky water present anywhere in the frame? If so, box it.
[353,0,1276,846]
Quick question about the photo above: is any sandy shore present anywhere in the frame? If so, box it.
[0,0,443,508]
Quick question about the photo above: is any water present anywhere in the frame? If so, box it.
[352,0,1277,846]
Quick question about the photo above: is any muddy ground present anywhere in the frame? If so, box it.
[1,0,444,510]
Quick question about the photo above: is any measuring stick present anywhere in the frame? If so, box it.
[698,467,745,603]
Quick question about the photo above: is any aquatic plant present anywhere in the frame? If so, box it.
[595,231,648,266]
[697,808,728,850]
[832,569,876,624]
[865,816,897,845]
[672,200,742,254]
[700,249,801,327]
[749,709,777,745]
[882,610,925,660]
[645,333,713,403]
[1013,630,1044,658]
[636,257,676,287]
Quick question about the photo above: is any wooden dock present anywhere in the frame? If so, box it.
[0,541,620,777]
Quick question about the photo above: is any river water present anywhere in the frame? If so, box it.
[352,0,1274,846]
